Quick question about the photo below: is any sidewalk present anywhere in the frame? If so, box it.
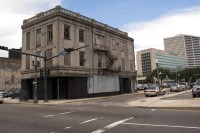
[127,90,200,110]
[4,90,200,110]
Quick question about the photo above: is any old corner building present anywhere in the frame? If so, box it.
[21,5,136,100]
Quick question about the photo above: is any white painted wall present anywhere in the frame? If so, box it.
[88,75,120,94]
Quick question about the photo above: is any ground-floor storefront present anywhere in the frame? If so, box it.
[20,75,136,101]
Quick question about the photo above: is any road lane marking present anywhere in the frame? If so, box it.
[63,126,72,129]
[123,122,200,130]
[43,115,55,118]
[91,117,133,133]
[60,111,74,115]
[80,117,103,125]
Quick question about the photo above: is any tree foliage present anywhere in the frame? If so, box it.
[144,67,200,83]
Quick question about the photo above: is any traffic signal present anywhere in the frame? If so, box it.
[0,46,8,50]
[64,48,74,53]
[40,69,43,78]
[47,69,50,77]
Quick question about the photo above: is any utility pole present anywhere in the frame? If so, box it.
[156,59,161,94]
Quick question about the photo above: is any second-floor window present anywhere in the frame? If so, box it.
[130,60,133,71]
[122,58,125,70]
[26,55,30,69]
[98,53,102,67]
[47,24,53,44]
[79,51,85,66]
[64,54,71,66]
[64,25,70,40]
[26,32,30,50]
[79,29,84,42]
[46,49,53,67]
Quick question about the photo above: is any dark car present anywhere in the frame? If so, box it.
[192,80,200,98]
[10,92,20,99]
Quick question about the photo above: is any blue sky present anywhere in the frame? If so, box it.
[63,0,200,27]
[1,0,200,57]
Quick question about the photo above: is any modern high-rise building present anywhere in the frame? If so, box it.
[137,48,187,77]
[21,5,136,100]
[164,34,200,68]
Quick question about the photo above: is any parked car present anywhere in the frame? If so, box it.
[170,83,184,92]
[0,91,8,98]
[137,84,148,90]
[0,93,4,104]
[192,80,200,98]
[10,92,20,99]
[179,82,187,90]
[144,85,166,97]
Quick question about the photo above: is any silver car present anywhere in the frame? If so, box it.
[144,86,166,97]
[170,83,184,92]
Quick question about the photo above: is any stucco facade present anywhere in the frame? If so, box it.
[0,58,21,91]
[21,5,136,100]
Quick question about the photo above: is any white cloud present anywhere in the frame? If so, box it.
[122,6,200,54]
[0,0,61,57]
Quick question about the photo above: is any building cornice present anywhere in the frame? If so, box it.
[21,5,133,41]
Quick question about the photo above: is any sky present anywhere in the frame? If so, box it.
[1,0,200,57]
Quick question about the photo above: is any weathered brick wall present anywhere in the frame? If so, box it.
[0,58,21,91]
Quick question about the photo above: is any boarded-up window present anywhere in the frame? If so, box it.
[79,29,84,42]
[64,54,71,66]
[26,32,30,50]
[112,39,116,50]
[130,60,133,71]
[98,53,102,67]
[79,51,85,66]
[47,24,53,44]
[122,58,125,70]
[26,55,30,69]
[95,34,104,45]
[64,25,70,40]
[121,42,124,52]
[36,29,41,47]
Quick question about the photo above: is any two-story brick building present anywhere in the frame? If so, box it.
[21,5,136,100]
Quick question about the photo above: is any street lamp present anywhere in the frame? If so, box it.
[32,55,40,103]
[177,74,180,83]
[156,59,161,94]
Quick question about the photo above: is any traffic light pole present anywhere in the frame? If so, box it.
[0,45,89,103]
[44,51,48,102]
[33,56,38,103]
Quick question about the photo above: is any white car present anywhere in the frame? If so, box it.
[144,86,166,97]
[0,93,4,104]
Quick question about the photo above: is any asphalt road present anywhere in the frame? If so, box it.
[0,101,200,133]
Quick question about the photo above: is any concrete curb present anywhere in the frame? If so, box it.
[137,106,200,111]
[3,92,140,105]
[127,90,200,110]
